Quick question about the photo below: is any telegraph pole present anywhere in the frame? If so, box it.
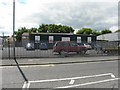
[13,0,28,83]
[13,0,15,59]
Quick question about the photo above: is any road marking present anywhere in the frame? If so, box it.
[22,73,116,88]
[111,74,116,78]
[56,78,120,88]
[22,81,30,89]
[29,73,113,83]
[0,64,55,68]
[69,80,75,85]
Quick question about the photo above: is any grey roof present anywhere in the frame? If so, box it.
[97,32,120,41]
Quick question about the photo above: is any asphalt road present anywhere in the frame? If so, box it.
[1,59,119,89]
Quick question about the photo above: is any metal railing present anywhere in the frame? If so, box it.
[2,41,119,59]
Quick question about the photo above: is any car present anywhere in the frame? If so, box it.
[53,41,87,55]
[25,42,35,50]
[79,43,92,50]
[39,42,48,50]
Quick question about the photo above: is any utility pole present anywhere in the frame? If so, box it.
[13,0,28,84]
[13,0,15,59]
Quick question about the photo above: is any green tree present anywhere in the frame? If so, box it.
[101,29,112,34]
[91,30,102,36]
[115,29,120,32]
[38,24,74,33]
[31,28,38,33]
[76,28,102,36]
[76,28,93,34]
[14,27,28,41]
[15,24,75,41]
[38,24,48,33]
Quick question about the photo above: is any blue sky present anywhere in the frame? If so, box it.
[0,0,119,36]
[18,0,26,4]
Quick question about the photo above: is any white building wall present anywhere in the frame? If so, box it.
[97,32,120,41]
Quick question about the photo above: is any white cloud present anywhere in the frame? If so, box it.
[109,26,118,32]
[0,0,119,36]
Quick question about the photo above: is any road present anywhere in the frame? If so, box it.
[1,59,119,89]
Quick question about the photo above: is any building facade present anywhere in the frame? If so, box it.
[22,33,96,49]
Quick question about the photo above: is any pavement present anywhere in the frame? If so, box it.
[0,55,119,66]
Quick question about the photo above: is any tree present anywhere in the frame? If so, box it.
[92,30,101,36]
[101,29,112,34]
[38,24,48,33]
[76,28,103,36]
[38,24,74,33]
[14,27,28,41]
[15,24,75,41]
[76,28,93,34]
[115,29,120,32]
[31,28,38,33]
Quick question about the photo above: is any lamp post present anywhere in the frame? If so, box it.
[13,0,15,59]
[13,0,28,84]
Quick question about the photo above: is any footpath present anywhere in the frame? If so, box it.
[0,55,119,66]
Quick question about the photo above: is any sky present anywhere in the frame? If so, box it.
[0,0,119,36]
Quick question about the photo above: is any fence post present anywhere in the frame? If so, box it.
[8,37,10,60]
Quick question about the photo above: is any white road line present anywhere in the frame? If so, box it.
[22,73,117,88]
[56,78,120,88]
[22,81,30,89]
[0,64,55,68]
[69,80,75,85]
[29,73,113,83]
[111,74,116,78]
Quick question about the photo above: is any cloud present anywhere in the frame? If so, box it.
[110,26,118,32]
[0,0,119,36]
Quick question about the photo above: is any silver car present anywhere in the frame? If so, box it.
[25,43,35,50]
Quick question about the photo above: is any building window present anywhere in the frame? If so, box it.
[49,36,54,43]
[88,37,91,43]
[77,37,81,43]
[35,36,40,43]
[62,37,70,41]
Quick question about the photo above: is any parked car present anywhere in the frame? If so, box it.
[79,43,92,50]
[39,42,48,50]
[53,41,87,55]
[25,42,35,50]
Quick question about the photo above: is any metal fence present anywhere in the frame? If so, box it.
[2,40,119,59]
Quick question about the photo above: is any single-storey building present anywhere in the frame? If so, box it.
[97,32,120,41]
[97,32,120,48]
[22,33,97,49]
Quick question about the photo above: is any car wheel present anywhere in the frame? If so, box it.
[79,50,86,55]
[60,50,68,57]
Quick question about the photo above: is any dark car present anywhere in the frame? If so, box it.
[25,42,35,50]
[53,41,87,55]
[39,42,48,50]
